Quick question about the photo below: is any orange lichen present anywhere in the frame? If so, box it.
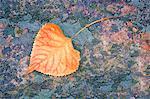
[134,33,150,51]
[140,33,150,51]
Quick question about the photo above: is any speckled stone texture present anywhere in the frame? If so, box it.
[0,0,149,98]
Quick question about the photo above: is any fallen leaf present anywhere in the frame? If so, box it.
[27,23,80,76]
[27,16,124,77]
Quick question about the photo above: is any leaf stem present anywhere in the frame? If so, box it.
[71,15,124,39]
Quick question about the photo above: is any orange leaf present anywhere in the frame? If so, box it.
[27,23,80,76]
[26,16,124,77]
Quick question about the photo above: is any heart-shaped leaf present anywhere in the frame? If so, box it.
[27,23,80,76]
